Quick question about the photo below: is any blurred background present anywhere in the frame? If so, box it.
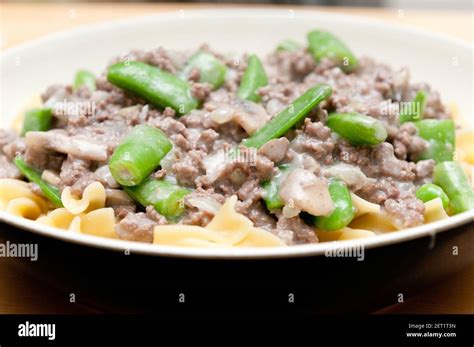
[2,0,472,9]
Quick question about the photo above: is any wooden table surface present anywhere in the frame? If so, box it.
[0,2,473,314]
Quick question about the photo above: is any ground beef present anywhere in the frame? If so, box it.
[115,212,158,243]
[112,47,178,74]
[368,143,416,181]
[172,149,206,187]
[191,82,212,101]
[59,156,96,195]
[392,122,428,160]
[415,159,436,181]
[0,155,21,179]
[290,119,335,165]
[384,198,425,229]
[275,215,318,245]
[268,48,316,80]
[2,138,26,160]
[358,177,401,205]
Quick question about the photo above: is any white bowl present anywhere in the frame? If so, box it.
[1,9,473,258]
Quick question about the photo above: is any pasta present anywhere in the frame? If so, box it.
[0,179,49,213]
[424,198,449,224]
[61,181,106,215]
[79,208,117,239]
[6,197,43,220]
[337,227,376,240]
[154,196,286,248]
[351,193,381,218]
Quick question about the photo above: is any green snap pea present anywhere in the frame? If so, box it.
[314,179,355,231]
[182,51,227,90]
[276,39,301,52]
[416,183,449,209]
[21,108,52,136]
[434,161,474,215]
[307,29,358,73]
[326,112,387,146]
[399,90,427,123]
[124,178,190,221]
[109,125,172,187]
[107,61,198,115]
[414,119,455,163]
[262,164,293,210]
[237,54,268,102]
[13,157,63,207]
[73,69,96,92]
[242,84,332,149]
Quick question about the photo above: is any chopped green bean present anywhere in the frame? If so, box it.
[109,125,172,186]
[314,179,355,231]
[434,161,474,214]
[13,157,63,207]
[182,51,227,90]
[415,119,455,163]
[21,108,52,136]
[276,39,300,52]
[416,183,449,209]
[108,61,198,115]
[242,84,332,149]
[124,178,190,221]
[307,29,357,73]
[399,90,427,123]
[237,54,268,102]
[262,164,293,210]
[326,112,387,146]
[73,69,96,92]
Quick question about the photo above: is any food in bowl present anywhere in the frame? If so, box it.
[1,29,473,248]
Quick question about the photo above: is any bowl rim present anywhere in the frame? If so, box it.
[1,8,473,259]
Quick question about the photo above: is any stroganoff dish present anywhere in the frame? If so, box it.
[1,30,474,247]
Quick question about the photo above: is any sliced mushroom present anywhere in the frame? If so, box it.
[258,138,290,163]
[325,163,376,191]
[25,130,108,161]
[279,168,334,216]
[233,99,269,135]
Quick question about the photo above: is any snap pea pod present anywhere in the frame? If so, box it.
[107,61,198,115]
[242,84,332,149]
[237,54,268,102]
[434,161,474,214]
[21,108,52,136]
[314,179,355,231]
[399,90,427,123]
[109,125,172,187]
[262,164,293,210]
[276,39,301,52]
[13,157,63,207]
[307,29,358,73]
[326,112,387,146]
[73,69,96,92]
[416,183,449,209]
[414,119,455,163]
[182,51,227,90]
[124,178,191,221]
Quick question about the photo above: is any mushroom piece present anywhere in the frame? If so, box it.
[258,138,290,163]
[325,163,376,191]
[25,130,108,161]
[279,168,334,216]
